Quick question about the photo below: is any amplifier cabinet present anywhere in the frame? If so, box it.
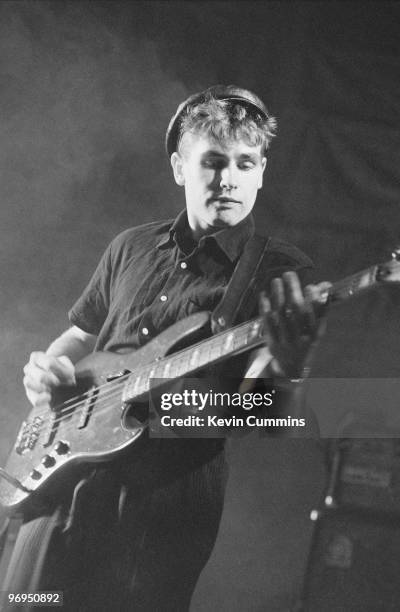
[299,507,400,612]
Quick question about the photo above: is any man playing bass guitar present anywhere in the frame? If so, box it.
[20,85,328,611]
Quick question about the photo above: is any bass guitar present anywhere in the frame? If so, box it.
[1,254,400,511]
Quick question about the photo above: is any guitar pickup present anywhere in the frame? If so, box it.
[42,413,58,448]
[77,386,99,430]
[106,369,130,382]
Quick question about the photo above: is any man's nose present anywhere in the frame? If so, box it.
[219,164,238,190]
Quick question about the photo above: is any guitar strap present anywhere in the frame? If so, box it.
[211,234,270,334]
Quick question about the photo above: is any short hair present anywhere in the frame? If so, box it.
[177,96,277,157]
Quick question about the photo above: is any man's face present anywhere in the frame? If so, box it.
[171,134,266,239]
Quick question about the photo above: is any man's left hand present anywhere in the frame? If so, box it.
[260,271,331,378]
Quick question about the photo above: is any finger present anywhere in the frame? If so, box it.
[25,386,52,409]
[270,277,294,343]
[32,392,52,410]
[259,294,275,337]
[29,352,75,385]
[259,291,271,315]
[281,271,311,341]
[23,374,48,394]
[270,277,285,312]
[57,356,76,385]
[305,282,331,304]
[316,281,332,302]
[23,363,61,390]
[258,293,280,345]
[266,309,280,341]
[304,282,331,318]
[282,271,305,312]
[261,295,284,346]
[303,286,318,338]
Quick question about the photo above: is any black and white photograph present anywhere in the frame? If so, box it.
[0,1,400,610]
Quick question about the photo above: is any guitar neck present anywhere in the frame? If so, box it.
[122,317,265,403]
[122,260,384,403]
[328,263,379,301]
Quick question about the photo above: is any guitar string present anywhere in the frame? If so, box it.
[27,263,381,425]
[23,265,379,431]
[43,338,267,439]
[29,354,233,441]
[30,372,132,422]
[43,335,243,431]
[27,317,263,429]
[20,265,384,443]
[331,272,363,293]
[330,267,377,296]
[22,265,380,433]
[44,316,262,423]
[32,332,264,441]
[32,311,291,439]
[44,385,145,440]
[21,266,384,438]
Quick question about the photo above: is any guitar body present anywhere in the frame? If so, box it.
[0,312,210,512]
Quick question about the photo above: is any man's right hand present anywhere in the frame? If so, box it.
[23,352,76,409]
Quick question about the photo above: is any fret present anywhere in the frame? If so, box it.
[151,362,167,379]
[223,332,234,352]
[122,256,400,406]
[169,352,187,378]
[367,265,378,288]
[190,348,200,369]
[203,340,212,366]
[197,345,212,370]
[122,317,269,404]
[140,378,150,394]
[249,318,262,340]
[208,336,221,359]
[162,360,171,377]
[132,374,142,396]
[207,338,223,360]
[232,329,242,350]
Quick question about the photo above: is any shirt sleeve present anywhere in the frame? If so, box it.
[68,242,112,335]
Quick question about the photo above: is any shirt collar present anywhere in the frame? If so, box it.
[156,209,255,262]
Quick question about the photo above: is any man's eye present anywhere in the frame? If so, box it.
[239,162,255,170]
[202,160,223,169]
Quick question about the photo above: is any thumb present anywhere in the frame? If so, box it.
[57,355,76,385]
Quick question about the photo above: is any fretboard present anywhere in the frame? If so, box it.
[122,260,385,403]
[122,317,265,402]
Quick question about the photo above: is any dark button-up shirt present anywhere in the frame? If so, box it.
[69,210,312,354]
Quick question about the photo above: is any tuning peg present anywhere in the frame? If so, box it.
[391,247,400,261]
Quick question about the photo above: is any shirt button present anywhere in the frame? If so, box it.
[142,327,149,336]
[160,294,168,302]
[180,261,187,269]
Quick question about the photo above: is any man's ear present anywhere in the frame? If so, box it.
[170,152,185,186]
[258,157,267,189]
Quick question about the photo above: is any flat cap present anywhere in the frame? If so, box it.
[165,84,270,157]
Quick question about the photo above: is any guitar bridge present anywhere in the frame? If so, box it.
[15,416,43,455]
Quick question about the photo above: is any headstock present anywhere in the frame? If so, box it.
[391,246,400,261]
[376,247,400,282]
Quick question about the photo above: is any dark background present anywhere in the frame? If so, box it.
[0,1,399,610]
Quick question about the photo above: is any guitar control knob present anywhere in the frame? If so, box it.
[30,469,42,480]
[41,454,56,468]
[54,441,70,455]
